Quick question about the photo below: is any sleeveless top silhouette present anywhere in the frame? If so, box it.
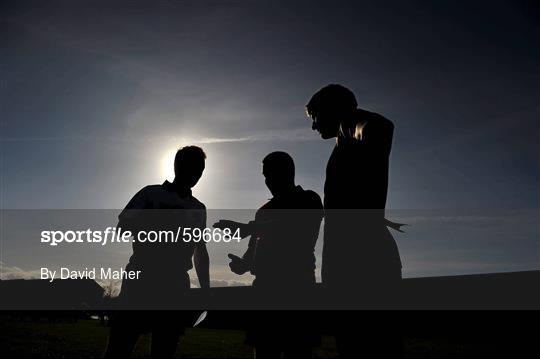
[323,109,402,286]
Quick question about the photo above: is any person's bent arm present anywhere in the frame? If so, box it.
[194,243,210,289]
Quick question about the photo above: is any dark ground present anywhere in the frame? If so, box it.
[1,312,537,358]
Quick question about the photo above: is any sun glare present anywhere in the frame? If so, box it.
[161,147,178,182]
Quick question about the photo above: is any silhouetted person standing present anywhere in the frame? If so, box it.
[105,146,210,358]
[306,84,403,357]
[215,151,323,359]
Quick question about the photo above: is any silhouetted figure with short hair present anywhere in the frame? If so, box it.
[215,151,323,359]
[306,84,403,358]
[105,145,210,358]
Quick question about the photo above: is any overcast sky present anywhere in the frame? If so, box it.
[1,1,538,283]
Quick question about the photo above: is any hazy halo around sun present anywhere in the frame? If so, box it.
[161,147,178,182]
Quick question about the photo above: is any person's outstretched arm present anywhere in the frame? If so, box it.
[194,243,210,289]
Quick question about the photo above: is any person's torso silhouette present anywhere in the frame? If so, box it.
[323,109,401,286]
[249,184,323,288]
[118,180,206,303]
[306,85,402,289]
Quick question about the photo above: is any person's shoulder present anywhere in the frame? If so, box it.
[300,188,323,208]
[123,184,162,210]
[189,195,206,210]
[259,200,273,210]
[144,184,165,192]
[256,199,274,213]
[136,184,168,197]
[303,189,322,202]
[360,109,393,128]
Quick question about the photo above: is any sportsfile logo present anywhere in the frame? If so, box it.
[40,227,242,246]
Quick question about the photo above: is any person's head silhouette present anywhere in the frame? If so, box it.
[173,146,206,189]
[262,151,295,197]
[306,84,358,139]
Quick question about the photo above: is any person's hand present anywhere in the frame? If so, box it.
[227,253,251,275]
[212,220,251,239]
